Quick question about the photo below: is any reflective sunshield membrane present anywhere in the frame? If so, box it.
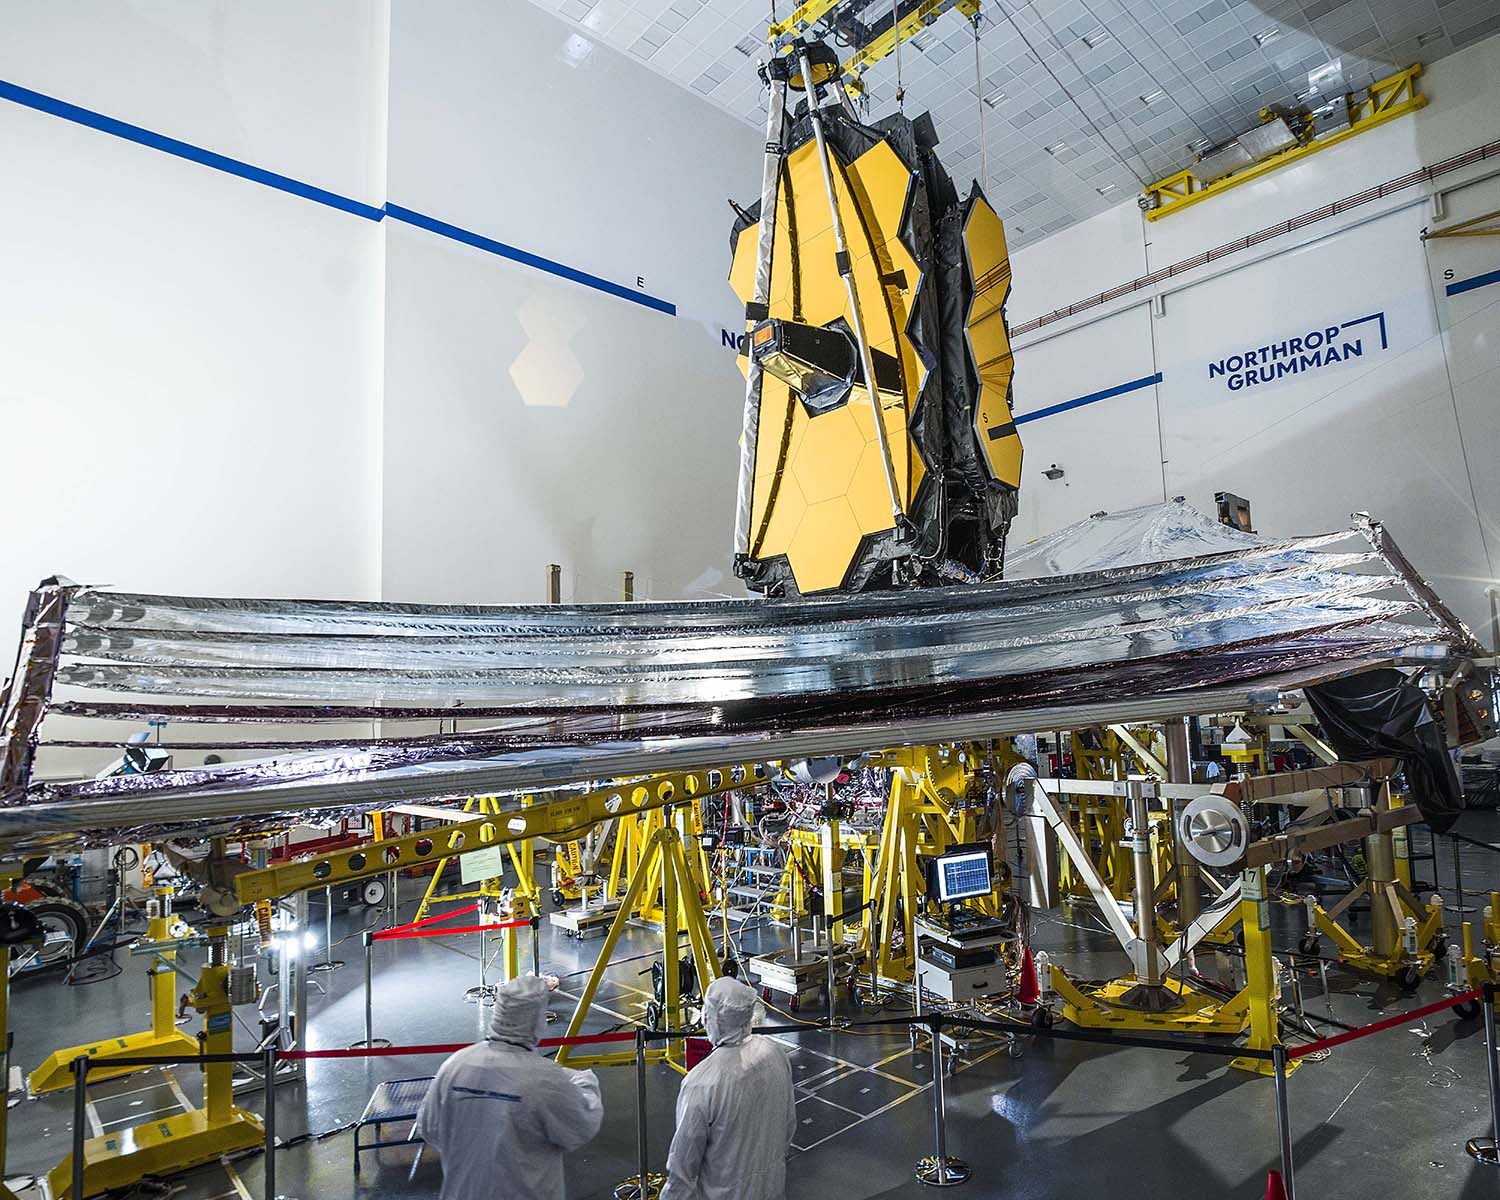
[0,516,1480,852]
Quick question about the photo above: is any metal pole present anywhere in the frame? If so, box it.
[532,915,542,979]
[263,1044,278,1200]
[1273,1044,1296,1199]
[364,933,374,1045]
[70,1055,88,1200]
[309,886,343,973]
[914,1017,969,1186]
[1454,834,1474,914]
[825,915,838,1027]
[613,1029,664,1199]
[1466,983,1500,1164]
[796,44,904,528]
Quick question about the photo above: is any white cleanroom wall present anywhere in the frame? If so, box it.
[380,0,759,604]
[0,1,389,629]
[1005,32,1500,633]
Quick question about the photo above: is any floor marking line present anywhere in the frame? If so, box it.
[1324,1064,1374,1124]
[164,1071,194,1113]
[224,1162,253,1200]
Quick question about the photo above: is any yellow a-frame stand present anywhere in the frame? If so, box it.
[48,926,263,1200]
[30,890,199,1094]
[557,810,721,1070]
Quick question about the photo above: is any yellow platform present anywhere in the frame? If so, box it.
[1055,971,1249,1035]
[48,1106,263,1200]
[29,1028,201,1095]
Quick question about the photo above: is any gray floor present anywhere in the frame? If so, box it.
[11,814,1500,1199]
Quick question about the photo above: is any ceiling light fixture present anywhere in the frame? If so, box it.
[1045,141,1068,154]
[1140,88,1164,104]
[1096,182,1117,194]
[1082,27,1112,48]
[1417,30,1443,45]
[1253,27,1280,46]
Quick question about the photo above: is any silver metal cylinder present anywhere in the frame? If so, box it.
[1364,832,1399,958]
[1166,719,1201,929]
[1128,780,1160,986]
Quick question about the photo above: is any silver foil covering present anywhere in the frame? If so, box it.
[0,513,1482,853]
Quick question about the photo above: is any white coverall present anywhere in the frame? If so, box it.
[414,974,603,1200]
[663,975,798,1200]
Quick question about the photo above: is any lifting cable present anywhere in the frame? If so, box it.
[893,0,905,110]
[972,13,988,194]
[992,0,1147,188]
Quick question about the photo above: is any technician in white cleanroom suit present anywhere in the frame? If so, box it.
[414,974,602,1200]
[662,975,798,1200]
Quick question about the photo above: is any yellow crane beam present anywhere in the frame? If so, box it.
[233,762,771,904]
[1142,65,1425,221]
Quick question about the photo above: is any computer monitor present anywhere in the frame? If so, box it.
[934,848,993,904]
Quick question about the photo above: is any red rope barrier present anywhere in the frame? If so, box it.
[373,917,531,943]
[281,1031,635,1060]
[381,901,482,936]
[1287,988,1482,1060]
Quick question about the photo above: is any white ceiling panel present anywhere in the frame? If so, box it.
[530,0,1494,247]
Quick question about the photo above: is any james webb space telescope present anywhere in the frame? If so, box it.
[729,38,1023,596]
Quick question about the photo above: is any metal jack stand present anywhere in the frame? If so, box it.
[613,1031,665,1200]
[1465,983,1500,1164]
[306,886,344,975]
[915,1017,969,1187]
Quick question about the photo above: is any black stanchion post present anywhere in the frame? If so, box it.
[263,1044,277,1200]
[1272,1044,1296,1199]
[70,1055,88,1200]
[531,915,542,979]
[613,1030,664,1200]
[1466,983,1500,1164]
[915,1016,969,1187]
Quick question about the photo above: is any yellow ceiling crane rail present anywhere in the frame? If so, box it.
[1141,64,1426,221]
[767,0,980,98]
[233,762,772,904]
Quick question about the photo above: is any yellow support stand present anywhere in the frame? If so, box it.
[48,929,264,1200]
[557,814,721,1071]
[30,891,200,1095]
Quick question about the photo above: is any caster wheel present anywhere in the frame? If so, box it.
[789,996,800,1013]
[759,987,772,1002]
[1030,1007,1054,1030]
[551,889,566,907]
[1456,1000,1482,1020]
[1433,935,1449,962]
[1395,965,1422,993]
[1007,1038,1024,1059]
[1299,932,1320,957]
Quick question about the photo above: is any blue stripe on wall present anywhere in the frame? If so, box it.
[0,77,676,316]
[386,206,675,316]
[1446,267,1500,297]
[1013,373,1163,426]
[0,78,386,221]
